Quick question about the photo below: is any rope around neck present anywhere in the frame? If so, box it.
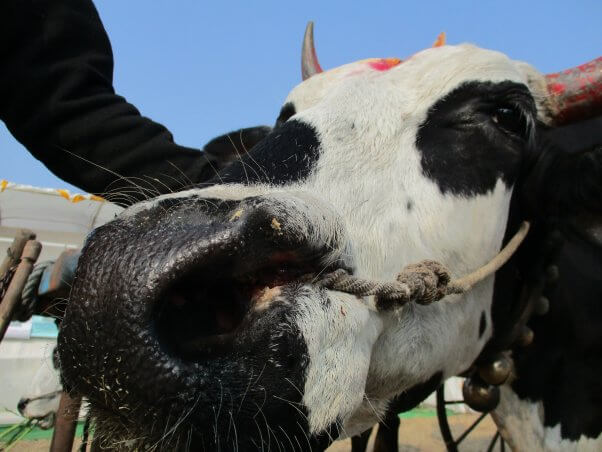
[317,221,530,310]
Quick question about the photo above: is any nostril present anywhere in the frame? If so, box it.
[17,398,28,415]
[156,274,252,359]
[154,255,321,360]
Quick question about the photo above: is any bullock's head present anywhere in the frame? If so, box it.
[58,24,602,450]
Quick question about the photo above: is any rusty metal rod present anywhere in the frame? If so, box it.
[49,392,83,452]
[0,240,41,341]
[0,229,35,280]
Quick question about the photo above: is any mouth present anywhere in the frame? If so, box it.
[155,254,348,359]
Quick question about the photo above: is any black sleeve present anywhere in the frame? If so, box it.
[0,0,218,205]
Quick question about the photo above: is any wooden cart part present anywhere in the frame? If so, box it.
[49,393,83,452]
[0,239,41,341]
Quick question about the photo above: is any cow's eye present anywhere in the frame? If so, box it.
[492,106,528,138]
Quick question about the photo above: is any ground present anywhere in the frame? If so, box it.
[1,411,499,451]
[327,413,499,451]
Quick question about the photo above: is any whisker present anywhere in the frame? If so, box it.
[237,367,256,416]
[157,169,195,192]
[278,425,296,452]
[363,393,385,425]
[296,421,313,452]
[58,147,157,202]
[201,153,225,185]
[272,394,311,428]
[141,175,176,195]
[166,160,196,188]
[235,130,270,184]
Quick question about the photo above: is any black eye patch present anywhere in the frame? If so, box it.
[416,81,536,196]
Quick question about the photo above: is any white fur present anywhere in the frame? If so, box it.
[294,288,382,435]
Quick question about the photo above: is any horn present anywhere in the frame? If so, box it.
[302,21,323,80]
[545,56,602,125]
[432,32,446,47]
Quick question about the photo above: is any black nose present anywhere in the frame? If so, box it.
[58,192,345,449]
[59,194,335,397]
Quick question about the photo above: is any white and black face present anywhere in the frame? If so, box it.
[59,44,541,450]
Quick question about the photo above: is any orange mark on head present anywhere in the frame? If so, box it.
[432,32,446,47]
[368,57,402,71]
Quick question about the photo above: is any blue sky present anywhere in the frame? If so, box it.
[3,0,601,192]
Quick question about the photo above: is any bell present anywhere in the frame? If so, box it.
[517,325,534,347]
[478,355,511,386]
[534,296,550,316]
[462,377,500,412]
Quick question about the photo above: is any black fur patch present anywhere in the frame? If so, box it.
[218,119,321,186]
[416,81,535,196]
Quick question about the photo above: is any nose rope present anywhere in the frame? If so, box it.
[318,221,530,309]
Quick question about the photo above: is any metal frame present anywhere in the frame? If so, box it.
[0,230,83,452]
[435,386,505,452]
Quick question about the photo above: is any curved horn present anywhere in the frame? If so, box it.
[432,32,446,48]
[302,21,323,80]
[546,56,602,125]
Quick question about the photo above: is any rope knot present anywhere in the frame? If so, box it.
[317,260,451,309]
[395,260,451,305]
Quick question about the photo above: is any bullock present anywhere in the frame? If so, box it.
[57,24,602,451]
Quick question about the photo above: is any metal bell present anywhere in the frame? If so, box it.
[534,296,550,316]
[462,377,500,412]
[517,325,534,347]
[478,355,512,386]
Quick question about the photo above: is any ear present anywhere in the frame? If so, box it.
[522,142,602,221]
[522,114,602,222]
[203,126,271,169]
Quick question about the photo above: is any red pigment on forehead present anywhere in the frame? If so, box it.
[548,82,566,95]
[368,58,402,71]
